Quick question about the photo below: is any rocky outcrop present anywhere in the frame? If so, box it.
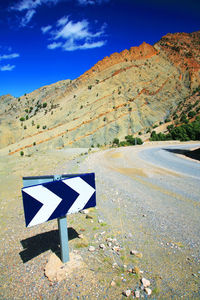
[155,31,200,89]
[78,42,157,81]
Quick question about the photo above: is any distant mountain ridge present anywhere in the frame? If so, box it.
[0,31,199,154]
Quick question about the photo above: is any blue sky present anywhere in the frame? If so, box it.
[0,0,199,97]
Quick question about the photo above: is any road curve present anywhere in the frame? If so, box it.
[139,143,200,179]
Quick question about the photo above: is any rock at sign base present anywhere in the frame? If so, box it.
[45,253,63,281]
[44,252,85,282]
[145,287,152,296]
[141,277,151,288]
[122,289,131,297]
[88,246,95,252]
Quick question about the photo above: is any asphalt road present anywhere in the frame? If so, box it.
[139,143,200,179]
[76,142,200,298]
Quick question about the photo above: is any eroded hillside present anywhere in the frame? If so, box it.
[0,31,199,155]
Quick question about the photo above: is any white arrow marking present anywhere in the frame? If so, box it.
[23,185,62,227]
[62,177,95,214]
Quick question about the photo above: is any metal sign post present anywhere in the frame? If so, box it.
[54,175,69,263]
[22,173,96,263]
[57,216,69,263]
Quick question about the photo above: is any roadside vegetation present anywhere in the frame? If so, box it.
[150,117,200,142]
[113,135,143,147]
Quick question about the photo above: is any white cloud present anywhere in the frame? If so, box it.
[11,0,59,11]
[11,0,60,26]
[41,25,52,33]
[45,16,107,51]
[20,9,36,26]
[61,39,106,51]
[0,64,16,71]
[11,0,41,11]
[0,53,20,61]
[11,0,110,27]
[77,0,95,4]
[0,51,19,71]
[77,0,109,5]
[55,19,91,40]
[47,42,62,49]
[57,16,69,27]
[79,40,106,49]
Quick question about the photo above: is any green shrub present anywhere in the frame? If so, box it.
[192,86,200,95]
[188,111,196,118]
[180,114,188,124]
[125,135,143,145]
[113,138,119,146]
[164,118,171,123]
[135,137,143,145]
[119,141,127,147]
[43,102,47,108]
[20,151,24,156]
[167,124,174,132]
[20,117,25,122]
[173,114,178,120]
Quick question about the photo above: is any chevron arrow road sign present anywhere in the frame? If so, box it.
[22,173,96,227]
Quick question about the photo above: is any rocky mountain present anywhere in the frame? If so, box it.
[0,31,199,155]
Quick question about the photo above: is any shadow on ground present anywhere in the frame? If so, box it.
[19,227,79,263]
[164,147,200,162]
